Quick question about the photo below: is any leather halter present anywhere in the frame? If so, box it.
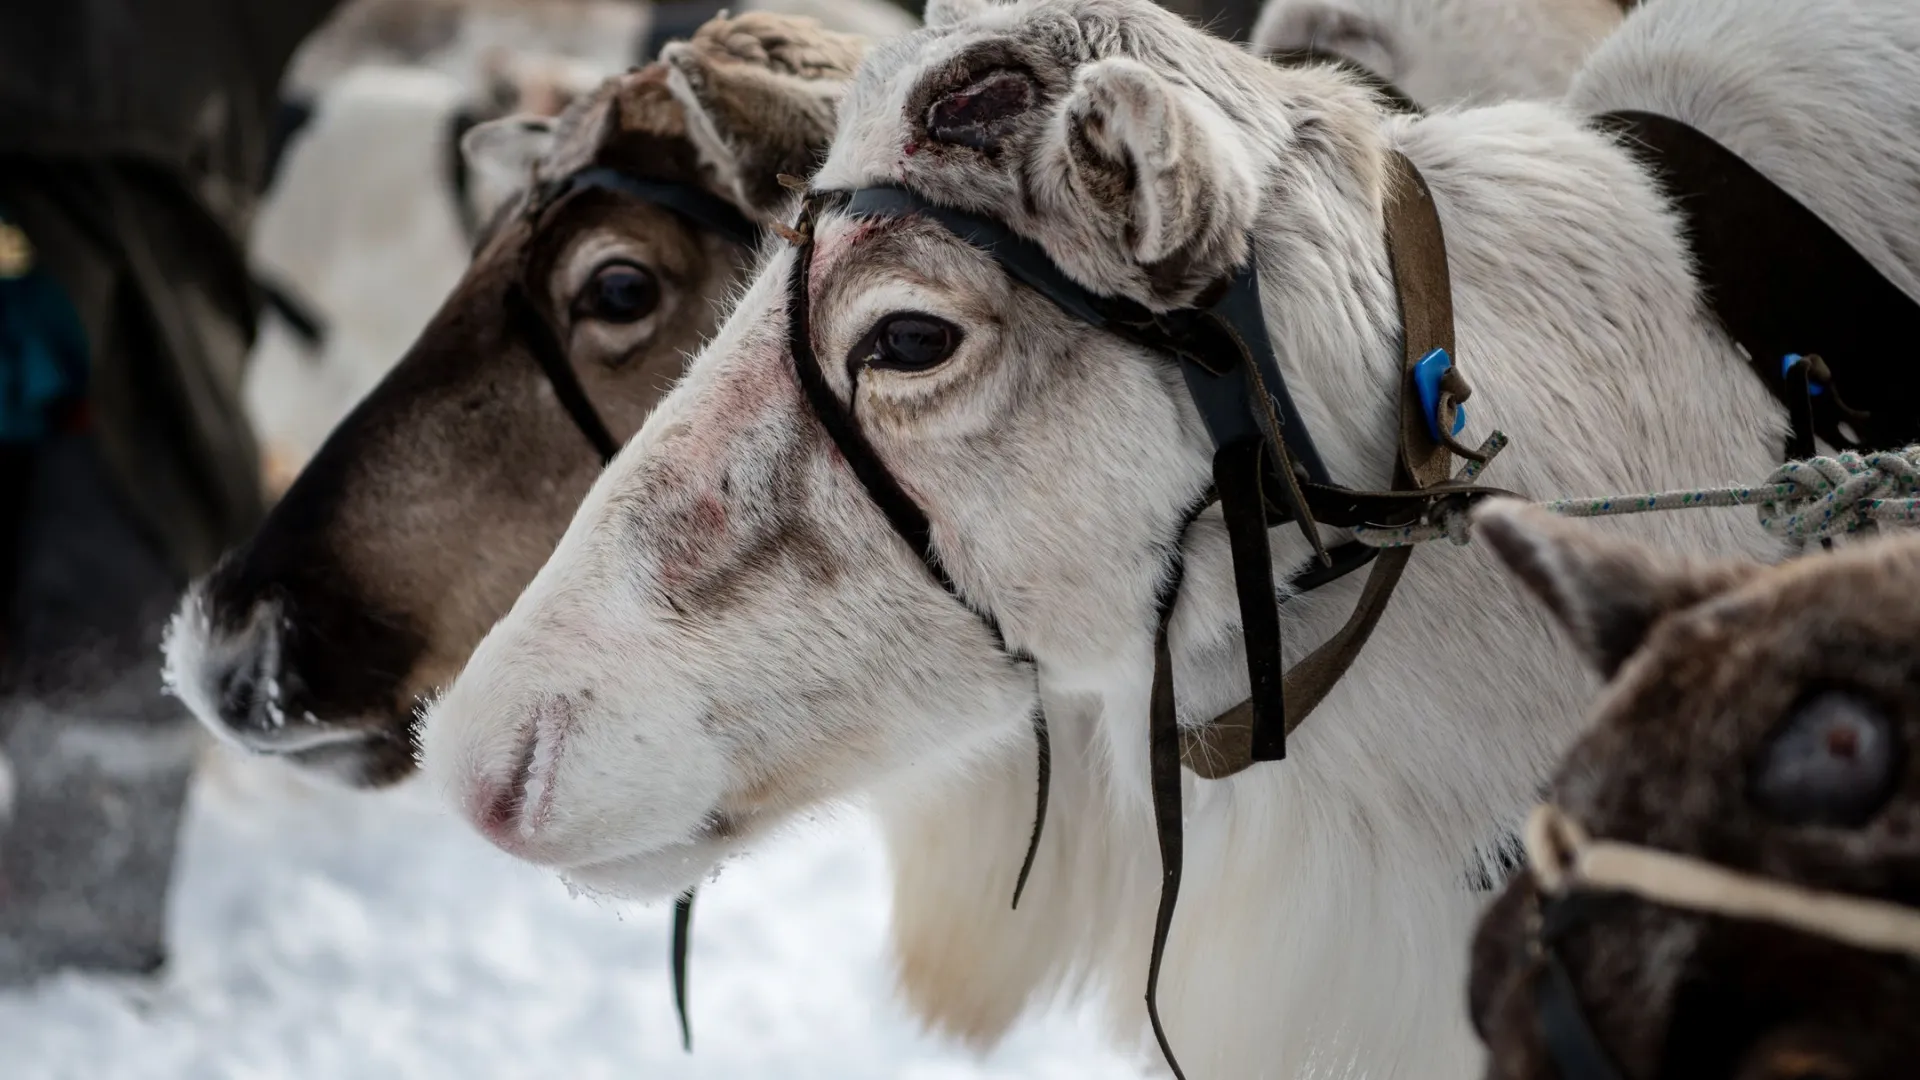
[507,165,759,467]
[779,152,1496,1078]
[1521,804,1920,1079]
[502,162,759,1053]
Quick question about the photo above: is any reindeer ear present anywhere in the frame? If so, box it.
[461,114,556,205]
[1473,500,1762,678]
[926,67,1039,154]
[1060,57,1260,278]
[1249,0,1402,84]
[662,12,867,215]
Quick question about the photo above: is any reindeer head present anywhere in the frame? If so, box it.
[165,13,868,787]
[418,0,1401,894]
[1469,503,1920,1080]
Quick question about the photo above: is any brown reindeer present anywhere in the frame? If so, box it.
[165,13,868,786]
[1469,501,1920,1080]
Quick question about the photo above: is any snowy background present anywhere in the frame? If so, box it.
[0,751,1143,1080]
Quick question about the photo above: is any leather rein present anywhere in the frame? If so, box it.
[777,152,1501,1078]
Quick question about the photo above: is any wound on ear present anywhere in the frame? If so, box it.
[926,68,1038,153]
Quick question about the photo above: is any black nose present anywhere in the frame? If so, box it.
[214,631,281,736]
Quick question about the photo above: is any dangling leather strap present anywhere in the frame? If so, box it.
[671,890,695,1050]
[1177,149,1462,779]
[1144,516,1200,1080]
[1142,149,1466,1079]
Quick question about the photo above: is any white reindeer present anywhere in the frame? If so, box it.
[1249,0,1628,105]
[420,0,1920,1074]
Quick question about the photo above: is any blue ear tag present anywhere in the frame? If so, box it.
[1414,347,1467,442]
[1781,353,1824,396]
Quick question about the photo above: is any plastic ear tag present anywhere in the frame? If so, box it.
[1781,353,1825,396]
[1414,348,1467,441]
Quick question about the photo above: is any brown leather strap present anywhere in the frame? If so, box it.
[1180,150,1458,779]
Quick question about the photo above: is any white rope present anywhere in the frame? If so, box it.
[1353,437,1920,548]
[1524,804,1920,962]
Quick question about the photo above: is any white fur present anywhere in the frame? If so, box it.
[462,114,557,218]
[422,0,1920,1075]
[1250,0,1626,105]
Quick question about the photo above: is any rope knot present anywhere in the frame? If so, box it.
[1758,447,1920,541]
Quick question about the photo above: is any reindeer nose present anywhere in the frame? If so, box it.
[212,610,288,736]
[169,595,365,754]
[165,596,299,747]
[466,693,580,856]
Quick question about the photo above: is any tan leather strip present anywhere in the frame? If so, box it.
[1528,805,1920,962]
[1180,150,1456,779]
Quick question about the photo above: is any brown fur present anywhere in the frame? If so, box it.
[1469,504,1920,1079]
[189,14,864,786]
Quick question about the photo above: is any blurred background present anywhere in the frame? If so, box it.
[0,1,1255,1076]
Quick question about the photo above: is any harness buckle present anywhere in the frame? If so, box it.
[1414,348,1469,442]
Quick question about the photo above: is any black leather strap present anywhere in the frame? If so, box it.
[1535,953,1629,1080]
[510,165,761,469]
[783,218,1008,649]
[838,185,1339,762]
[1533,893,1632,1080]
[671,891,695,1050]
[1216,439,1290,759]
[784,195,1051,915]
[1010,707,1050,910]
[1145,516,1197,1080]
[508,283,621,466]
[840,186,1332,489]
[1603,110,1920,453]
[541,167,760,250]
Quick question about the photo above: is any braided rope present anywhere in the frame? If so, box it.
[1353,440,1920,549]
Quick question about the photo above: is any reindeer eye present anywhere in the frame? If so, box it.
[858,314,963,373]
[576,260,659,324]
[1750,690,1903,828]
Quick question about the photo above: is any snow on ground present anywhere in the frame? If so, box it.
[0,751,1144,1080]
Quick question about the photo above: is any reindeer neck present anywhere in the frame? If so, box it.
[1243,105,1411,503]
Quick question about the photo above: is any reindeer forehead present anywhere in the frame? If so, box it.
[809,217,894,276]
[536,67,687,183]
[823,11,1093,181]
